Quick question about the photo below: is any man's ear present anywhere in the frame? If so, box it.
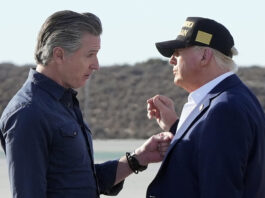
[201,47,213,66]
[52,47,65,64]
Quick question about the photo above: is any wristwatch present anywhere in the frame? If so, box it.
[126,152,148,174]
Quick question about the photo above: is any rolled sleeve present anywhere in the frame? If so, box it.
[95,160,124,195]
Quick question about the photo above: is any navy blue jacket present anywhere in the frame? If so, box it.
[147,75,265,198]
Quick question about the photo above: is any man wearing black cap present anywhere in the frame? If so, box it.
[146,17,265,198]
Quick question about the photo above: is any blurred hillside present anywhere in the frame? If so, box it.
[0,60,265,138]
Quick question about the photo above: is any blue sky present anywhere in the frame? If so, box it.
[1,0,264,67]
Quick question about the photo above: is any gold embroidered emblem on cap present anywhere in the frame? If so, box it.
[183,21,194,28]
[180,29,188,36]
[179,21,194,37]
[195,30,213,45]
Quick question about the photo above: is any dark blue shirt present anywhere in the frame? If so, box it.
[0,69,123,198]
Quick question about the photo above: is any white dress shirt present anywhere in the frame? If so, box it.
[176,72,234,132]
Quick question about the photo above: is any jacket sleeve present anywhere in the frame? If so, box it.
[197,101,254,198]
[169,119,179,135]
[95,160,124,195]
[2,106,51,198]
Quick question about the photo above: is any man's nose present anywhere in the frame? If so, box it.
[93,63,99,71]
[92,57,100,71]
[169,55,177,66]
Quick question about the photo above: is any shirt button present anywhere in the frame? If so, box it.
[73,131,77,136]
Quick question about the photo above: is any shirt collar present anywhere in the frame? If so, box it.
[28,68,77,101]
[188,71,234,105]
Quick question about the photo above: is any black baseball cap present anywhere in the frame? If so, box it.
[155,17,235,58]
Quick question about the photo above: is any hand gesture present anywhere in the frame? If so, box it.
[147,95,178,131]
[134,132,174,165]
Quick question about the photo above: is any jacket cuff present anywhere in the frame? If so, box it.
[169,120,179,135]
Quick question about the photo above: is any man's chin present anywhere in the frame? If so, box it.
[80,79,90,88]
[173,78,180,86]
[71,82,86,89]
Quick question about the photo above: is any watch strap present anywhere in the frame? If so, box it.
[126,152,148,174]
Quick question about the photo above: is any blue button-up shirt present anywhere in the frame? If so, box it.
[0,69,123,198]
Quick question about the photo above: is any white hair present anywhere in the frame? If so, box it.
[193,46,238,73]
[212,47,238,73]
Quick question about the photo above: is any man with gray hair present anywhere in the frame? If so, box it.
[0,10,173,198]
[146,17,265,197]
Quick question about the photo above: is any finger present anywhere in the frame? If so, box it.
[147,110,156,119]
[159,142,171,147]
[154,109,160,120]
[159,144,170,154]
[152,134,170,148]
[147,101,157,113]
[157,146,168,157]
[159,132,174,141]
[147,100,159,119]
[147,101,154,109]
[159,145,170,153]
[153,96,170,112]
[147,107,160,120]
[147,97,157,108]
[147,102,151,110]
[147,95,163,106]
[147,97,154,103]
[147,112,152,119]
[152,133,167,144]
[154,142,168,158]
[157,95,173,106]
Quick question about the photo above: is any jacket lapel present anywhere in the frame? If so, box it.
[160,74,241,168]
[161,93,215,163]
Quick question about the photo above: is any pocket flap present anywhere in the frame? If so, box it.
[59,124,78,137]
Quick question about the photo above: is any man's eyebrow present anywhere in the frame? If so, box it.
[87,49,99,53]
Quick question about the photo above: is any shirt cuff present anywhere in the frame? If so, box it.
[95,160,124,195]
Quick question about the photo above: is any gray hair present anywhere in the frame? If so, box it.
[193,46,238,73]
[35,10,102,66]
